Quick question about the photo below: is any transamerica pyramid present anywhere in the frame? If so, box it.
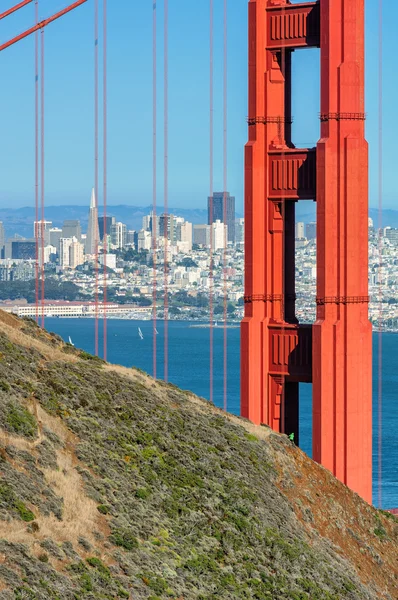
[85,188,100,255]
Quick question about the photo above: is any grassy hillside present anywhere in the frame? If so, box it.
[0,311,396,600]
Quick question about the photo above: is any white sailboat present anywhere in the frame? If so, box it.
[68,336,74,346]
[138,327,144,340]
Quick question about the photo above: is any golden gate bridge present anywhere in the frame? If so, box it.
[0,0,389,509]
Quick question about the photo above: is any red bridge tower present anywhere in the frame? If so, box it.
[241,0,372,503]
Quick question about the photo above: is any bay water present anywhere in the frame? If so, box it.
[44,318,397,509]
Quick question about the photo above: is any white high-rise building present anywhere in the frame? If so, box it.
[138,230,152,251]
[142,215,151,231]
[59,238,74,268]
[69,239,85,268]
[85,188,100,255]
[212,219,226,251]
[177,221,193,251]
[41,245,56,265]
[100,253,116,270]
[111,222,127,249]
[34,220,53,246]
[295,222,305,240]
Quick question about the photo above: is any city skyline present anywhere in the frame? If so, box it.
[0,1,395,209]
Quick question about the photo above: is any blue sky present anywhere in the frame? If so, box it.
[0,0,393,211]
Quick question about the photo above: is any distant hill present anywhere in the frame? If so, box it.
[1,204,395,239]
[0,205,215,239]
[0,310,396,599]
[295,204,398,227]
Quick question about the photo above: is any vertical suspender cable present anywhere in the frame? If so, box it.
[35,0,39,323]
[94,0,99,355]
[209,0,214,404]
[40,28,45,328]
[103,0,107,361]
[153,1,158,379]
[222,0,227,411]
[163,0,169,382]
[377,0,383,509]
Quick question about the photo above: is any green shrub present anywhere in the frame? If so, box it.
[110,528,139,551]
[86,557,110,577]
[97,504,110,514]
[0,380,10,392]
[6,403,37,437]
[0,483,35,521]
[140,573,168,594]
[374,526,387,538]
[79,351,105,364]
[244,432,258,442]
[15,587,36,600]
[80,572,93,592]
[135,487,151,500]
[38,552,49,563]
[15,500,36,522]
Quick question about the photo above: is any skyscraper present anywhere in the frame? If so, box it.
[62,220,82,241]
[85,188,100,255]
[98,216,115,241]
[34,220,52,246]
[305,222,316,241]
[193,224,210,247]
[49,228,63,254]
[208,192,235,243]
[60,237,73,268]
[111,222,127,249]
[69,239,85,268]
[295,222,305,240]
[159,214,177,243]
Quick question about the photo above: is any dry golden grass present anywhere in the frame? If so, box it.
[1,322,77,364]
[0,398,109,559]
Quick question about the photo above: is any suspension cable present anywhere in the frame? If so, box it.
[209,0,214,404]
[103,0,108,360]
[377,0,383,509]
[40,27,45,328]
[163,0,169,382]
[0,0,34,20]
[223,0,228,412]
[94,0,99,355]
[35,0,39,324]
[153,1,158,378]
